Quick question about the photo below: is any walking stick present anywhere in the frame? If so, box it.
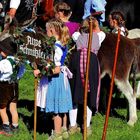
[33,62,38,140]
[102,29,121,140]
[33,2,39,140]
[33,1,54,140]
[34,77,38,140]
[83,16,93,140]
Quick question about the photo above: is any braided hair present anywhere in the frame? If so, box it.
[46,18,70,46]
[110,11,128,36]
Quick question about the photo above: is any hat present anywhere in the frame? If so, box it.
[0,37,17,55]
[0,2,3,9]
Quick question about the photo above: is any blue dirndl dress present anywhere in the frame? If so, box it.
[45,43,72,114]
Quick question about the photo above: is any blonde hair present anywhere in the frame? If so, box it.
[46,18,70,46]
[80,17,99,33]
[54,2,72,17]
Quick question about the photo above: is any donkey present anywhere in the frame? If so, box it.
[97,33,140,126]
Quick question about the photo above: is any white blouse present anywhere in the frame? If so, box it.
[54,41,63,66]
[112,27,126,36]
[97,31,106,46]
[0,57,13,81]
[72,31,106,47]
[10,0,21,9]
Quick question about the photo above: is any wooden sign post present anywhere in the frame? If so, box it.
[102,29,121,140]
[83,16,93,140]
[18,32,48,140]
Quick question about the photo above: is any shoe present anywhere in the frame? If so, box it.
[0,124,13,136]
[48,130,63,140]
[11,125,19,133]
[61,127,69,139]
[87,126,92,137]
[68,124,81,135]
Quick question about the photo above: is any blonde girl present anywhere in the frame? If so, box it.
[34,19,72,140]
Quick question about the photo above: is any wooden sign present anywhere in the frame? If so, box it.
[18,32,49,64]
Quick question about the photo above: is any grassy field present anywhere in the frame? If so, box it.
[0,67,140,140]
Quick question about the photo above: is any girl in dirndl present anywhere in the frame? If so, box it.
[108,11,128,37]
[68,17,106,136]
[34,18,72,140]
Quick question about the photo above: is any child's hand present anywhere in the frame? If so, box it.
[33,69,40,77]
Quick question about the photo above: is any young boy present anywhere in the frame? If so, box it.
[0,37,19,136]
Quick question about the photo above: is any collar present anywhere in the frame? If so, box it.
[7,56,15,60]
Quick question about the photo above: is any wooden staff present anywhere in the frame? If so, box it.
[34,77,38,140]
[33,1,54,140]
[33,3,38,140]
[33,62,38,140]
[102,29,121,140]
[83,16,93,140]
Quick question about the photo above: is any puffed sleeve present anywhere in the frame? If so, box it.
[10,0,21,9]
[54,46,63,66]
[0,59,13,73]
[72,32,81,42]
[97,31,106,46]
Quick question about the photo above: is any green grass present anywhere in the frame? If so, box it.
[1,67,140,140]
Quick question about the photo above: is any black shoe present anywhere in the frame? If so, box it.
[11,125,19,133]
[0,124,13,136]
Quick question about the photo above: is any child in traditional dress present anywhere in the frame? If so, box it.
[108,11,128,36]
[68,17,106,136]
[34,19,72,140]
[0,37,19,136]
[54,2,80,36]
